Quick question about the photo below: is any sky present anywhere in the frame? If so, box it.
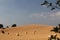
[0,0,60,27]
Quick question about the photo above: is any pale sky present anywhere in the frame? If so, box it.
[0,0,60,27]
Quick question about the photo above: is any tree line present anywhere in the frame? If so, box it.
[0,24,17,29]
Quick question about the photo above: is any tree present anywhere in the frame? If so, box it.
[11,24,17,27]
[0,24,3,28]
[41,0,60,10]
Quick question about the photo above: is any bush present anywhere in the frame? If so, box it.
[58,24,60,26]
[11,24,17,27]
[1,30,5,34]
[51,26,59,33]
[0,24,3,28]
[6,26,9,28]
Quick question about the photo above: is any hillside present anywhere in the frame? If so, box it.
[0,24,60,40]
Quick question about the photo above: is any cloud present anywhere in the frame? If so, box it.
[54,12,60,16]
[49,12,60,17]
[28,11,60,26]
[29,11,60,19]
[29,12,47,19]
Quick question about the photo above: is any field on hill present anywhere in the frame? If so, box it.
[0,24,60,40]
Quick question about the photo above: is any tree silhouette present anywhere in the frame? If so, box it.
[11,24,17,27]
[41,0,60,10]
[54,26,58,32]
[51,24,60,33]
[0,24,3,28]
[51,26,59,33]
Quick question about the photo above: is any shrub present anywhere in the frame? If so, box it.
[11,24,17,27]
[6,26,9,28]
[8,33,9,35]
[0,24,3,28]
[58,24,60,27]
[16,33,19,36]
[51,26,59,33]
[1,30,5,34]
